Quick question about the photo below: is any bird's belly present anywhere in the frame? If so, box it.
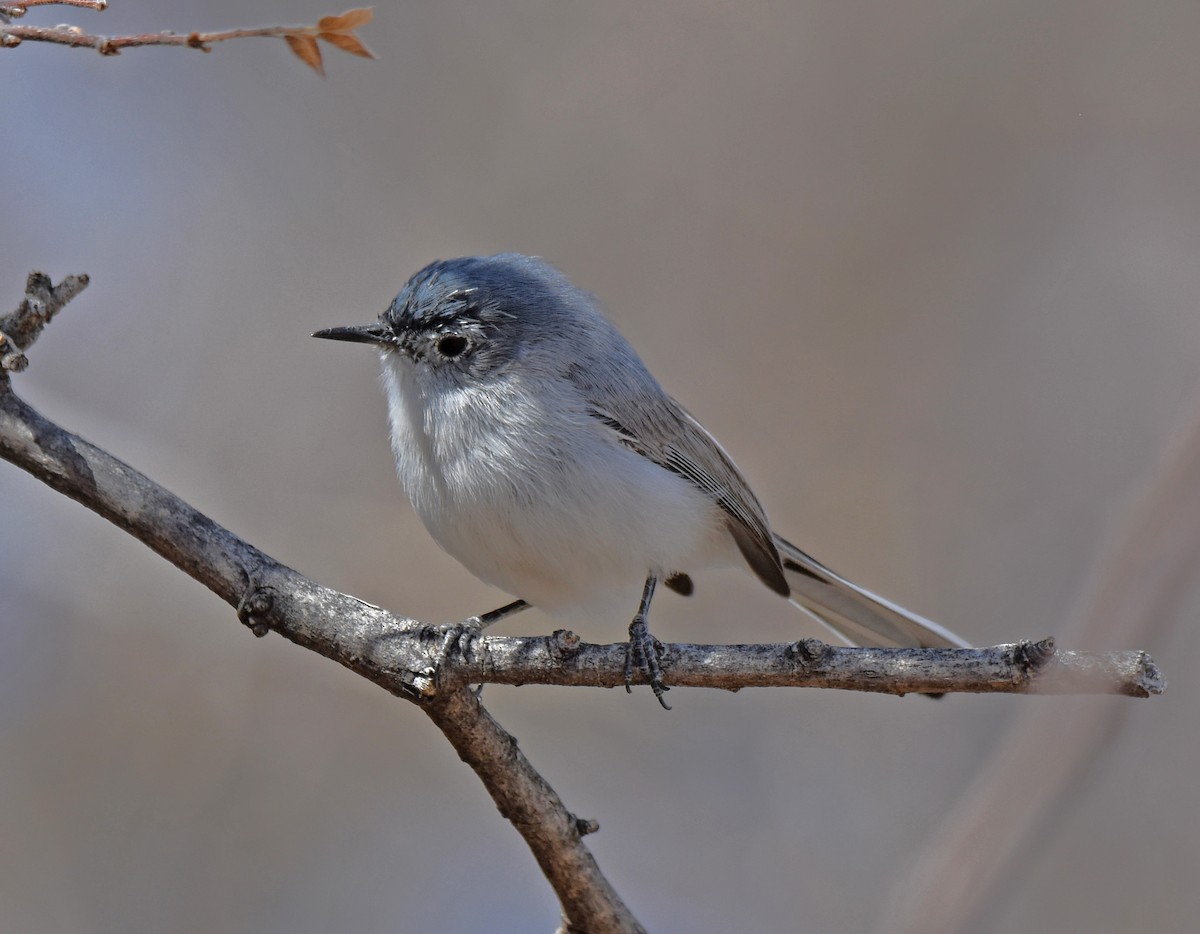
[404,432,734,617]
[384,363,738,623]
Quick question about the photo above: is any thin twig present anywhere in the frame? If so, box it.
[3,23,299,54]
[0,0,106,19]
[0,6,375,75]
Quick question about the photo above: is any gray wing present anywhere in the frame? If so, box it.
[562,331,968,648]
[583,388,789,597]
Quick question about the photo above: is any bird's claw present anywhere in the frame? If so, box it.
[439,619,482,663]
[625,616,671,710]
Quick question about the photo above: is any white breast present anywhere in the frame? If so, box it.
[381,356,735,626]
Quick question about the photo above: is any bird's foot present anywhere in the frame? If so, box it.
[624,616,671,710]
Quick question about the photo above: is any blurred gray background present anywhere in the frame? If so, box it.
[2,1,1197,931]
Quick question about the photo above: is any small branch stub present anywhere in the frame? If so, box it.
[548,628,582,660]
[0,331,26,372]
[236,586,275,638]
[1018,637,1057,670]
[788,637,828,665]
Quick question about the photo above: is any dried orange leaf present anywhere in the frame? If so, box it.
[284,33,325,76]
[319,31,376,59]
[317,8,373,32]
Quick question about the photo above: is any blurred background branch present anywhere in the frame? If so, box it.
[878,383,1200,933]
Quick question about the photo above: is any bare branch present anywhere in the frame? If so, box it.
[0,0,106,18]
[0,5,376,74]
[0,273,1165,934]
[447,633,1163,697]
[425,689,647,934]
[0,272,645,933]
[0,331,1164,702]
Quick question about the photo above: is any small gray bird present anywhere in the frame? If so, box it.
[314,254,968,707]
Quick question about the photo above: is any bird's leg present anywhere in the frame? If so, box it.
[624,574,671,710]
[468,599,531,630]
[440,599,530,662]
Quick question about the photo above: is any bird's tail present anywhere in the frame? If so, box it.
[773,535,970,648]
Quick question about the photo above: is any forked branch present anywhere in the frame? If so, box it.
[0,273,1164,934]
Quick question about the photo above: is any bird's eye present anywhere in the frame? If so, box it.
[436,334,470,358]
